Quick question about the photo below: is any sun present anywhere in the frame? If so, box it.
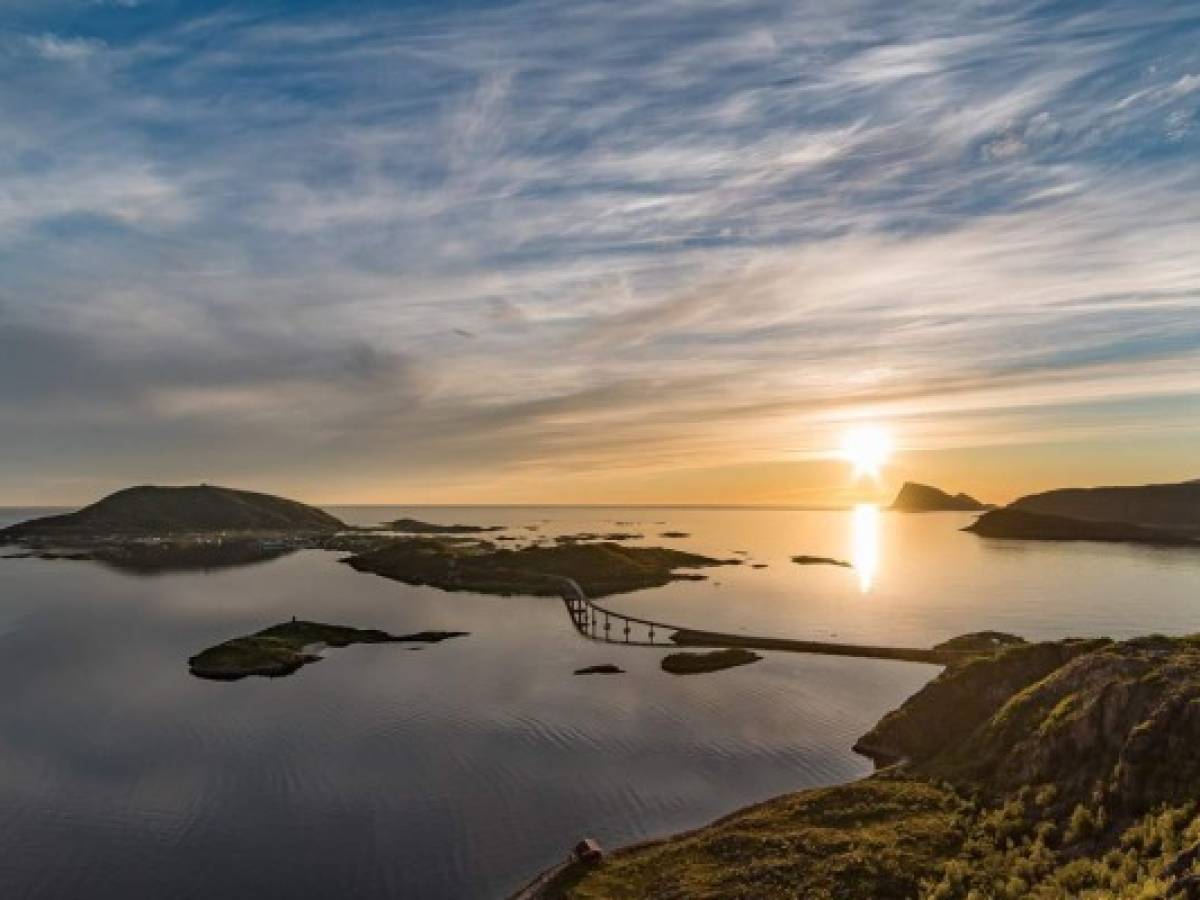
[841,425,893,481]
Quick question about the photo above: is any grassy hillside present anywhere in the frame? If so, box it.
[546,636,1200,899]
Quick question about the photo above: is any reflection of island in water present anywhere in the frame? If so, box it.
[4,538,306,575]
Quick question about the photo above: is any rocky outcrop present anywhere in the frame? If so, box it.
[889,482,990,512]
[854,638,1104,767]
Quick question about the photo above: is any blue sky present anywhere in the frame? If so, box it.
[1,0,1198,504]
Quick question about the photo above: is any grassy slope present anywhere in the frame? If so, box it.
[557,636,1200,899]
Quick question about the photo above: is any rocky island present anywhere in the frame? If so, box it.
[526,633,1200,898]
[345,539,735,598]
[660,648,762,675]
[889,481,992,512]
[188,620,467,680]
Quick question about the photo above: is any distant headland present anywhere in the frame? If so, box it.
[965,479,1200,547]
[889,481,991,512]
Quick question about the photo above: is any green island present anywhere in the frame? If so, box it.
[661,648,762,675]
[345,539,735,598]
[188,620,467,681]
[526,634,1200,898]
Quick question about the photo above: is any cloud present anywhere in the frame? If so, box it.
[27,33,106,61]
[0,0,1198,501]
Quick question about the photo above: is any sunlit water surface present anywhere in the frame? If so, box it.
[1,505,1198,898]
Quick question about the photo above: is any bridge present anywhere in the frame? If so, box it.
[554,576,961,666]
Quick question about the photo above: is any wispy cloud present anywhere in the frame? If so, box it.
[0,0,1198,502]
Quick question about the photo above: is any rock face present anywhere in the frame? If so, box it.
[889,481,990,512]
[857,634,1200,815]
[1,485,344,537]
[854,638,1105,767]
[964,507,1197,545]
[1010,479,1200,531]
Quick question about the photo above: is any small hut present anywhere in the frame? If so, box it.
[573,838,603,864]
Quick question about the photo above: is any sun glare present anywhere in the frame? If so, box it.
[841,425,893,481]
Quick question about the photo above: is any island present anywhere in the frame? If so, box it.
[1010,479,1200,532]
[889,481,991,512]
[0,484,345,538]
[344,539,736,598]
[383,517,502,534]
[961,479,1200,547]
[0,484,411,572]
[964,507,1198,546]
[188,620,467,680]
[660,648,761,674]
[791,554,851,567]
[573,664,624,675]
[522,633,1200,898]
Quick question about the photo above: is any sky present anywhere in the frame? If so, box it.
[1,0,1198,507]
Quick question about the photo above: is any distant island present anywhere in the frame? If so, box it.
[965,480,1200,546]
[346,539,735,598]
[0,484,345,539]
[889,481,991,512]
[188,620,467,680]
[524,633,1200,898]
[791,554,851,568]
[383,517,502,534]
[0,484,360,572]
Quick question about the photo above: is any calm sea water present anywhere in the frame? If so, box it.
[1,505,1198,898]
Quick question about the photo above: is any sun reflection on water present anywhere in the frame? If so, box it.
[851,503,880,593]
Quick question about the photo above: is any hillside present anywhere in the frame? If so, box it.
[890,482,990,512]
[963,507,1197,546]
[1011,480,1200,531]
[0,485,345,537]
[540,635,1200,899]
